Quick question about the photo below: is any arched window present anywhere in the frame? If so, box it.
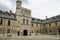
[7,29,10,33]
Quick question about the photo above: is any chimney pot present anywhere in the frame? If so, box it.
[10,10,12,13]
[46,16,48,19]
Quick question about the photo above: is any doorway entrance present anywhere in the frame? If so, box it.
[58,29,60,35]
[18,31,20,36]
[23,30,28,36]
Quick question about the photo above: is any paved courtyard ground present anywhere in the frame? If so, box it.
[0,34,60,40]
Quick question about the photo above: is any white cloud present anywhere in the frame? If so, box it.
[0,0,60,19]
[0,0,12,9]
[22,0,60,19]
[0,0,15,12]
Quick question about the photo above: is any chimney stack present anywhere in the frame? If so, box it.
[46,16,48,19]
[10,10,12,14]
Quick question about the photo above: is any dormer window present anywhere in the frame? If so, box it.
[46,19,49,20]
[5,14,7,16]
[11,15,14,18]
[37,19,40,21]
[52,17,55,20]
[57,16,60,19]
[41,20,43,22]
[9,14,11,16]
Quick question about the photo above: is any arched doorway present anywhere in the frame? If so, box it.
[23,30,28,36]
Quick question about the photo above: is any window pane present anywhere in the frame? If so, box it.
[27,20,28,24]
[0,19,3,25]
[23,19,25,24]
[7,29,10,33]
[8,20,10,25]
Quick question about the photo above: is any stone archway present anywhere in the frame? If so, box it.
[23,30,28,36]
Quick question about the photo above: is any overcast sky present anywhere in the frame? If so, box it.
[0,0,60,19]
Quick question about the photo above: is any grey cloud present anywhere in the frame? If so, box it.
[0,0,28,13]
[10,0,28,4]
[0,4,10,11]
[1,0,60,19]
[22,0,28,4]
[10,0,16,4]
[30,0,60,19]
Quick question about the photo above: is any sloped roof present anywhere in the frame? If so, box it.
[32,17,43,23]
[0,10,16,20]
[32,15,60,24]
[0,10,60,23]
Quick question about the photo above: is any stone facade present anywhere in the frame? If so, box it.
[0,0,60,37]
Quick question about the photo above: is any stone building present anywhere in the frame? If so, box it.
[0,0,60,36]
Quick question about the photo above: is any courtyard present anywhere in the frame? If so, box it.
[0,34,60,40]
